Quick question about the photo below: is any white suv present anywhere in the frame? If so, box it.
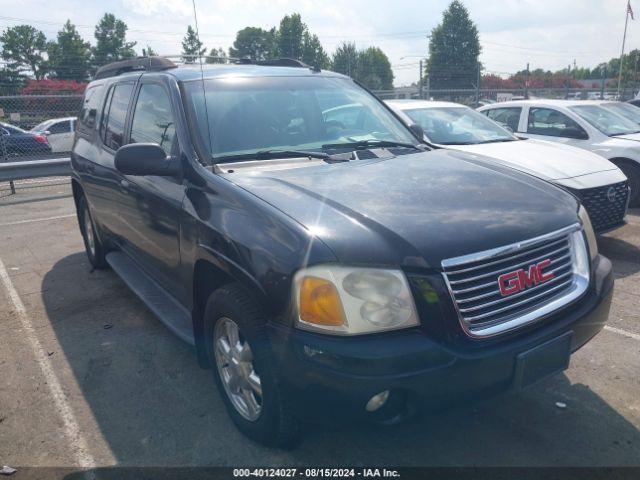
[477,100,640,207]
[387,99,629,233]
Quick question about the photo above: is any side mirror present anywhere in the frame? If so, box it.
[409,123,425,140]
[114,143,180,177]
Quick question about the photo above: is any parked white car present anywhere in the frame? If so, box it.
[30,117,76,153]
[387,99,630,233]
[477,99,639,207]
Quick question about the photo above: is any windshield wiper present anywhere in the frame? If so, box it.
[322,139,420,151]
[476,138,519,144]
[216,149,330,162]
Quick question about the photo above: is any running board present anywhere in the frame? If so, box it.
[106,252,195,345]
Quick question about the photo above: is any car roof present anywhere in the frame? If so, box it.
[479,99,614,109]
[96,63,350,84]
[38,116,77,124]
[386,99,466,109]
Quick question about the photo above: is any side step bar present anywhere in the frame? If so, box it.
[106,252,195,345]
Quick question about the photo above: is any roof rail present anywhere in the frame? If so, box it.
[236,57,320,71]
[94,56,177,80]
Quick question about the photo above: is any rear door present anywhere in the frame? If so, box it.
[46,120,73,153]
[114,77,186,300]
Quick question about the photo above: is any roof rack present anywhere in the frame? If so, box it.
[237,57,320,72]
[94,56,177,80]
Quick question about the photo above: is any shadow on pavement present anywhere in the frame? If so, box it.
[42,252,640,467]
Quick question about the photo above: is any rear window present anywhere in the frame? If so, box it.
[49,121,71,135]
[483,107,522,132]
[78,86,104,135]
[101,83,134,150]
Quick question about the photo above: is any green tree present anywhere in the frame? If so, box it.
[206,47,227,64]
[0,25,48,80]
[182,25,205,63]
[0,67,27,95]
[356,47,394,90]
[93,13,136,68]
[142,45,158,57]
[276,13,306,59]
[47,20,91,81]
[229,27,276,61]
[301,31,329,68]
[426,0,481,89]
[331,42,359,77]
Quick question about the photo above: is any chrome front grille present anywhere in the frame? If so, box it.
[442,224,590,338]
[577,181,629,233]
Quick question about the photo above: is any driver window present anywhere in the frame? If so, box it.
[130,84,177,155]
[528,108,587,139]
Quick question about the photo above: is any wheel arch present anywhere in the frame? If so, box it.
[191,247,271,369]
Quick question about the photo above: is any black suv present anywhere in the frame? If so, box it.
[71,57,613,447]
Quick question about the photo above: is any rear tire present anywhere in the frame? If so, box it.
[78,195,107,269]
[617,161,640,207]
[204,284,301,449]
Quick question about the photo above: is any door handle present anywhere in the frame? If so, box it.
[120,179,131,190]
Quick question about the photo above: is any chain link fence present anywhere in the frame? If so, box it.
[0,94,82,163]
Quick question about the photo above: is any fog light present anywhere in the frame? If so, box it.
[365,390,390,412]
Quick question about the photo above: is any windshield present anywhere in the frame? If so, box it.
[601,102,640,125]
[32,121,51,132]
[183,76,417,161]
[569,104,640,136]
[402,106,517,145]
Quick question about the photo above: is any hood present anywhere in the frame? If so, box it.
[613,132,640,142]
[227,150,580,269]
[447,139,618,181]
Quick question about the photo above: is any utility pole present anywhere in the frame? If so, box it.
[419,60,423,99]
[565,64,571,99]
[601,66,606,100]
[618,0,632,97]
[475,62,481,104]
[524,62,530,99]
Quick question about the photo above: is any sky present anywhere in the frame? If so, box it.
[0,0,637,86]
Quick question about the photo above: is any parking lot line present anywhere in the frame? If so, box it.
[0,256,96,468]
[0,213,76,228]
[605,325,640,341]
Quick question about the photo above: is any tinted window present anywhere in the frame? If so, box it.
[78,86,103,135]
[483,107,522,132]
[130,84,176,155]
[49,121,70,134]
[102,83,134,150]
[527,108,588,139]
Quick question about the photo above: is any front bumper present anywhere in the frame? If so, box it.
[267,255,613,422]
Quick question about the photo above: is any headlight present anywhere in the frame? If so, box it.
[294,265,420,335]
[578,205,598,261]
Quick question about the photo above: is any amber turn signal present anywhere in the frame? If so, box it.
[299,276,346,327]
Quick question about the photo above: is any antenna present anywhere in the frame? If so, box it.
[192,0,213,156]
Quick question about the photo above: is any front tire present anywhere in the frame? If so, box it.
[204,284,301,448]
[617,161,640,207]
[78,195,107,269]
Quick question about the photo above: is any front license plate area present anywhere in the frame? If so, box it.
[513,331,573,390]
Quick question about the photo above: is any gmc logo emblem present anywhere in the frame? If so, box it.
[498,259,555,296]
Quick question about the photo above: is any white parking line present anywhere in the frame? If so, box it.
[0,256,96,468]
[605,325,640,341]
[0,213,76,228]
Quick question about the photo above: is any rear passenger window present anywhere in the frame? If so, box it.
[78,86,103,135]
[48,121,70,134]
[130,84,176,155]
[484,107,522,132]
[527,108,588,139]
[102,83,134,150]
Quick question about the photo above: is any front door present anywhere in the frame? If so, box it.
[115,80,186,301]
[519,106,590,148]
